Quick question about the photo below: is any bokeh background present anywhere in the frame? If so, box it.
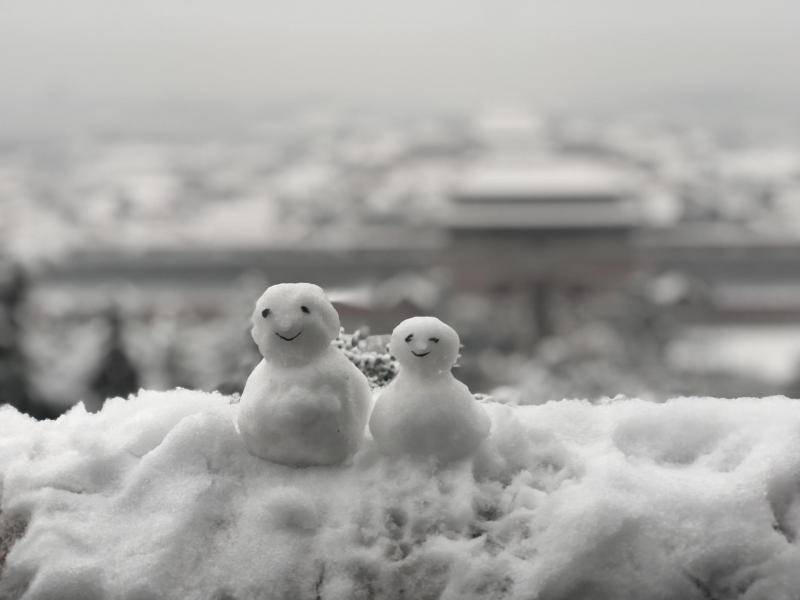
[3,0,800,417]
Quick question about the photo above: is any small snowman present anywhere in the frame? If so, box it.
[237,283,372,466]
[369,316,490,463]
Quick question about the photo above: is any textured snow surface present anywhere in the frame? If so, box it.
[2,391,800,599]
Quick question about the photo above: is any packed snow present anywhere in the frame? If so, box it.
[369,317,490,463]
[238,283,371,466]
[2,392,800,599]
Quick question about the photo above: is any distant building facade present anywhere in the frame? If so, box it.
[442,158,646,292]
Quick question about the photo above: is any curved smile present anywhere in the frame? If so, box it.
[276,330,302,341]
[411,350,430,357]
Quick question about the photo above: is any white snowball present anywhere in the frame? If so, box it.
[237,283,372,467]
[369,316,491,463]
[248,283,340,368]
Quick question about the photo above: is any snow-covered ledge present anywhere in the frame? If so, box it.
[1,391,799,599]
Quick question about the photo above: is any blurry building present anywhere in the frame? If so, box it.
[444,159,643,282]
[330,274,442,334]
[642,226,800,392]
[441,158,647,339]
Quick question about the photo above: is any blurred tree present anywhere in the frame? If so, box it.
[531,280,556,341]
[163,334,197,390]
[783,360,800,400]
[88,307,140,411]
[0,262,61,419]
[485,271,719,402]
[212,326,258,396]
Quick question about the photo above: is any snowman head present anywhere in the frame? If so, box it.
[251,283,340,366]
[390,316,460,377]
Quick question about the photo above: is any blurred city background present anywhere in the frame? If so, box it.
[2,0,800,417]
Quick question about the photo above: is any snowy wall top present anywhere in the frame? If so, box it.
[1,391,800,599]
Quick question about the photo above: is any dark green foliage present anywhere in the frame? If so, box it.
[89,308,141,410]
[0,262,60,419]
[334,328,398,389]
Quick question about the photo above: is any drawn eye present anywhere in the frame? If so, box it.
[301,305,310,314]
[429,337,440,343]
[261,308,271,318]
[405,334,413,343]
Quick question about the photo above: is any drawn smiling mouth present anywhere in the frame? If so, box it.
[411,350,430,357]
[276,331,302,341]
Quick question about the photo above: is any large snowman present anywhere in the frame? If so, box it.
[369,316,490,463]
[237,283,371,466]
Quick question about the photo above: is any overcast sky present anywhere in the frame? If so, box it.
[1,0,798,134]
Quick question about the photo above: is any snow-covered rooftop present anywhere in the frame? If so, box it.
[452,159,638,202]
[443,159,643,230]
[719,147,800,183]
[669,324,800,385]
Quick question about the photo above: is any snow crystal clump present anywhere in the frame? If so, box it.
[369,316,490,463]
[238,283,372,466]
[3,393,800,598]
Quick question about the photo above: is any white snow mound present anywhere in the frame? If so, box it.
[2,391,800,599]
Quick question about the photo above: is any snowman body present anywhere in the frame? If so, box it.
[237,283,371,466]
[239,349,370,466]
[369,316,490,463]
[370,371,489,463]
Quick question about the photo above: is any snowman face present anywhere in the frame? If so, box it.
[390,316,460,376]
[251,283,340,366]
